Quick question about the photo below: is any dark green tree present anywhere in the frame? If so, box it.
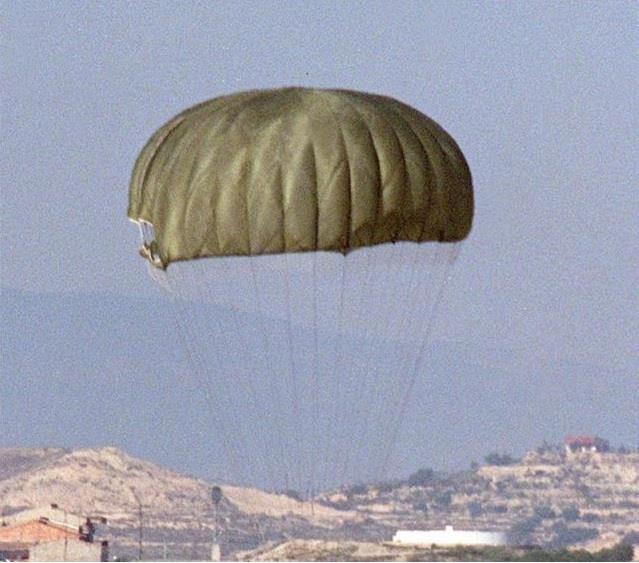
[484,452,518,466]
[407,468,435,487]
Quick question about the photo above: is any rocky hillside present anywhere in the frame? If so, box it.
[0,447,372,560]
[319,447,639,554]
[1,445,638,560]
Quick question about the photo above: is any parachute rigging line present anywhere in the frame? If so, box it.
[130,87,473,492]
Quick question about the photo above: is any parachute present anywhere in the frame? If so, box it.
[129,88,473,494]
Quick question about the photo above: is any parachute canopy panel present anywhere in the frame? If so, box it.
[128,87,473,267]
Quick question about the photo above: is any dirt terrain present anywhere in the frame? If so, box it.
[1,445,637,560]
[321,448,639,551]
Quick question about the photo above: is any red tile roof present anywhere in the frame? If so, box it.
[564,435,597,447]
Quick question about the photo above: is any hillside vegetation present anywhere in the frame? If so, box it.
[320,447,639,552]
[1,445,637,560]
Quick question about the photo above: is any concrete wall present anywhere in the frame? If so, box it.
[29,539,107,562]
[393,526,508,547]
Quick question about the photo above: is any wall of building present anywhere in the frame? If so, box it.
[393,527,508,547]
[29,539,107,562]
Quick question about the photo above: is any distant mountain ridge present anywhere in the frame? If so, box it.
[3,287,637,487]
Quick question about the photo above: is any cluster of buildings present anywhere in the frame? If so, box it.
[564,435,610,454]
[0,504,108,562]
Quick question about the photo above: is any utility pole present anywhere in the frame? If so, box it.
[138,500,143,561]
[305,482,315,518]
[310,485,315,517]
[63,508,68,562]
[130,488,143,561]
[210,486,223,561]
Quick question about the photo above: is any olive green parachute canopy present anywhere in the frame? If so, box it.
[129,87,473,267]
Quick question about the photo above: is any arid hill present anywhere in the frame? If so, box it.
[318,447,639,555]
[0,447,371,560]
[1,445,638,560]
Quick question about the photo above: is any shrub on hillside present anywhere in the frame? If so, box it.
[467,500,483,518]
[561,506,580,522]
[433,490,453,507]
[280,489,303,501]
[621,531,639,545]
[509,514,543,544]
[345,483,368,497]
[374,480,398,493]
[534,505,557,519]
[594,543,633,561]
[550,522,599,547]
[520,543,633,562]
[412,500,428,513]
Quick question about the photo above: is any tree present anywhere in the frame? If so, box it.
[281,489,303,502]
[346,483,368,496]
[434,491,453,507]
[412,500,428,513]
[596,544,634,561]
[407,468,435,487]
[375,480,398,493]
[484,452,518,466]
[510,514,543,544]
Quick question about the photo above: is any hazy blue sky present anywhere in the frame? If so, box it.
[2,1,637,482]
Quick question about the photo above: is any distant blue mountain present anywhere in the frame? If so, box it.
[2,288,635,486]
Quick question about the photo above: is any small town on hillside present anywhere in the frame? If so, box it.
[0,435,637,562]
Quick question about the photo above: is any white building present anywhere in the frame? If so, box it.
[393,525,508,547]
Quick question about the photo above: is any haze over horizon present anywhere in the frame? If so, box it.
[2,1,637,485]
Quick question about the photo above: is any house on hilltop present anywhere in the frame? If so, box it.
[0,504,108,562]
[564,435,610,454]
